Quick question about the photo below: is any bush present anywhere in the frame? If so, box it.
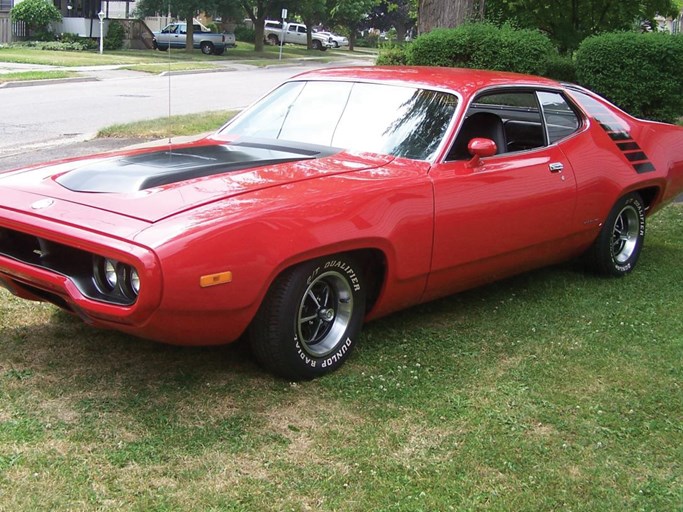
[58,32,98,50]
[10,0,61,34]
[545,55,577,82]
[406,23,558,76]
[376,43,408,65]
[234,25,255,43]
[575,32,683,123]
[356,32,379,48]
[104,20,125,50]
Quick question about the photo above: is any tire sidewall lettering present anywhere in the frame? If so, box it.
[608,195,645,274]
[294,256,362,373]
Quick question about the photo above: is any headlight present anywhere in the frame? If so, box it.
[128,268,141,296]
[93,256,140,303]
[103,259,118,289]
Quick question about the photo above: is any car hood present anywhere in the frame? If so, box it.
[0,139,394,224]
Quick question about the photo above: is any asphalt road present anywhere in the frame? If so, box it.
[0,59,368,167]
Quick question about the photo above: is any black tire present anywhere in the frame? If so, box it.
[586,193,646,276]
[312,39,323,51]
[249,255,366,380]
[200,42,214,55]
[213,47,225,56]
[267,34,279,45]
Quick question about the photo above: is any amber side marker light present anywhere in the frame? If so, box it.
[200,271,233,288]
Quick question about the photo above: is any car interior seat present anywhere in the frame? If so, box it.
[447,111,507,161]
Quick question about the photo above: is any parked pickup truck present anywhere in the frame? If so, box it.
[264,21,334,51]
[153,23,236,55]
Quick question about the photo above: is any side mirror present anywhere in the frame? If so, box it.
[466,138,497,168]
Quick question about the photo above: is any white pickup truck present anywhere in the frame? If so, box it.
[153,23,236,55]
[263,21,334,51]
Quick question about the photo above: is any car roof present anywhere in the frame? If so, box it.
[290,66,563,96]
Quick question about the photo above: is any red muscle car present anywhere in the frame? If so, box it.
[1,67,682,380]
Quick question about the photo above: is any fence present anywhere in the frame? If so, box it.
[0,14,26,44]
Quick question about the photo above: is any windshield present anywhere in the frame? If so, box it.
[219,81,458,161]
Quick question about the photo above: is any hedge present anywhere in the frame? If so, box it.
[575,32,683,123]
[404,23,559,76]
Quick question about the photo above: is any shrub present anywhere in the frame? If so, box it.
[104,20,125,50]
[10,0,61,34]
[545,55,577,82]
[406,23,558,76]
[376,43,408,65]
[58,32,98,50]
[357,32,379,48]
[575,32,683,123]
[234,25,255,43]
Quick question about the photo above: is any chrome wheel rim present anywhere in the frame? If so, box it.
[611,204,640,263]
[297,271,353,357]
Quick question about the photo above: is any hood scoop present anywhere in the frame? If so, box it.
[55,140,337,193]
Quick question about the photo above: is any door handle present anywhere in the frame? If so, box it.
[549,162,564,173]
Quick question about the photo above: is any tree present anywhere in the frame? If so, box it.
[484,0,681,53]
[417,0,484,34]
[366,0,416,43]
[329,0,379,50]
[297,0,328,49]
[10,0,62,37]
[237,0,286,51]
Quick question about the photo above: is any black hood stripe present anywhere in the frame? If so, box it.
[55,140,340,194]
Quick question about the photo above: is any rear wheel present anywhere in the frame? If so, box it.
[267,34,279,45]
[249,255,366,380]
[213,47,225,55]
[200,42,214,55]
[586,193,645,276]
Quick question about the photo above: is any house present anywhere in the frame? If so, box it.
[0,0,25,44]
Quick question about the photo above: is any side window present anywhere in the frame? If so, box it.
[298,26,306,34]
[538,92,580,144]
[447,91,544,161]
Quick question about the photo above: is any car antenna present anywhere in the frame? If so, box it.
[166,4,172,147]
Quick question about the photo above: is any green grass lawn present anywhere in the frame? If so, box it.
[0,70,79,83]
[97,110,237,139]
[0,204,681,511]
[0,45,362,68]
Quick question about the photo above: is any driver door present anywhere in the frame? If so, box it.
[424,89,581,301]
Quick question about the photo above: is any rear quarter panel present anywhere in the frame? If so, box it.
[564,90,681,228]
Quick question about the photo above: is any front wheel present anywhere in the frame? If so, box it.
[200,42,214,55]
[249,255,366,380]
[585,193,646,276]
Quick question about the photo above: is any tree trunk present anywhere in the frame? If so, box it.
[418,0,484,34]
[304,16,313,50]
[186,22,194,52]
[253,18,265,52]
[349,31,356,52]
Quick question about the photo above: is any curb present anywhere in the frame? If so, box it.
[158,67,237,77]
[0,76,99,89]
